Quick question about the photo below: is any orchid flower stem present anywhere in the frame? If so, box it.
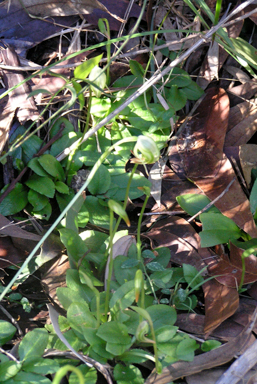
[112,164,139,236]
[105,209,114,321]
[137,194,150,261]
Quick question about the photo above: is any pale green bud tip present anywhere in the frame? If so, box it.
[132,135,160,164]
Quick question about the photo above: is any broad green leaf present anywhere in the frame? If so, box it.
[55,181,69,194]
[121,259,140,269]
[21,135,43,164]
[56,287,85,310]
[28,158,49,177]
[129,60,144,78]
[183,264,204,289]
[50,132,81,157]
[89,66,107,98]
[18,328,48,361]
[4,371,51,383]
[87,164,111,195]
[59,228,88,261]
[0,321,16,346]
[83,196,110,229]
[38,154,65,181]
[69,366,97,384]
[250,179,257,214]
[53,329,85,352]
[113,75,144,88]
[155,325,178,343]
[176,338,198,361]
[110,280,135,316]
[97,322,131,344]
[114,256,139,286]
[66,269,95,303]
[151,269,173,289]
[31,201,52,220]
[0,361,22,382]
[28,189,48,211]
[79,267,103,287]
[80,230,108,253]
[22,357,59,375]
[108,173,151,201]
[201,340,221,352]
[106,341,131,355]
[173,292,198,311]
[166,85,187,112]
[25,175,55,198]
[146,304,177,330]
[167,67,192,87]
[200,212,242,247]
[176,194,220,216]
[90,97,111,118]
[74,54,102,79]
[114,364,144,384]
[0,183,28,216]
[183,81,204,100]
[67,302,97,338]
[65,194,85,233]
[50,117,75,138]
[146,262,165,272]
[119,349,153,364]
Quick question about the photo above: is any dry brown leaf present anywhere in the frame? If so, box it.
[225,100,257,146]
[41,255,69,301]
[172,88,257,238]
[0,214,41,241]
[22,0,124,21]
[197,8,243,89]
[239,144,257,188]
[0,98,15,153]
[197,41,220,89]
[0,236,28,269]
[0,47,39,124]
[31,51,91,94]
[203,278,239,335]
[227,81,257,107]
[208,242,257,288]
[145,308,257,384]
[145,218,207,273]
[196,155,257,238]
[224,65,251,84]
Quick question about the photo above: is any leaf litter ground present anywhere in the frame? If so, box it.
[1,0,257,383]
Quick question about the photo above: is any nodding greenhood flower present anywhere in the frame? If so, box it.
[132,135,160,164]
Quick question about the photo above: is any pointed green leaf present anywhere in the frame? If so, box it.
[25,175,55,198]
[74,54,103,79]
[38,154,65,181]
[0,183,28,216]
[18,328,48,361]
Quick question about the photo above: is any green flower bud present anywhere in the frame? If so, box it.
[132,135,160,164]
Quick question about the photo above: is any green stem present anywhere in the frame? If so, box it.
[52,365,84,384]
[105,209,115,321]
[137,195,150,261]
[239,256,246,291]
[112,164,139,236]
